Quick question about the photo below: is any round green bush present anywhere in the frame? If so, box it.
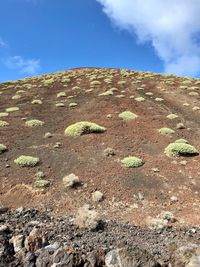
[25,119,44,127]
[164,143,198,157]
[65,121,106,137]
[121,156,144,168]
[14,155,40,167]
[118,111,138,121]
[159,127,175,135]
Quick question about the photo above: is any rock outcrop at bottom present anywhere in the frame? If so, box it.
[0,208,200,266]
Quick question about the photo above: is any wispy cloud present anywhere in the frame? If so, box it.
[0,37,7,48]
[4,56,40,75]
[97,0,200,76]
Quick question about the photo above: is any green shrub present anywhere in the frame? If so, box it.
[55,103,65,107]
[155,97,164,102]
[118,111,138,121]
[159,128,175,135]
[65,121,106,137]
[12,95,21,100]
[0,113,8,117]
[90,80,101,86]
[6,107,19,112]
[0,144,7,154]
[135,96,145,102]
[166,113,178,119]
[121,156,144,168]
[174,139,188,144]
[99,89,114,96]
[25,119,44,127]
[0,120,9,127]
[164,143,198,157]
[189,91,199,96]
[34,179,50,188]
[14,155,40,167]
[43,78,54,86]
[57,92,66,98]
[31,99,42,104]
[69,102,77,107]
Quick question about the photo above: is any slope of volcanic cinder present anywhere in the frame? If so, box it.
[0,68,200,225]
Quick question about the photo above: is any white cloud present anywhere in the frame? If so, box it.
[97,0,200,76]
[4,56,40,75]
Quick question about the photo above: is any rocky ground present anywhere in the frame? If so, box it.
[0,207,200,266]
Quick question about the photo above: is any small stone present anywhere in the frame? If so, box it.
[92,191,104,202]
[138,193,144,200]
[180,160,187,166]
[44,132,53,138]
[24,228,43,252]
[53,142,61,148]
[152,168,159,172]
[10,235,24,253]
[103,147,115,157]
[170,196,178,203]
[176,123,185,129]
[62,173,80,188]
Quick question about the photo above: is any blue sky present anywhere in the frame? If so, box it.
[0,0,200,82]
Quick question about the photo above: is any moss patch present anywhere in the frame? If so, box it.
[164,143,198,157]
[159,128,175,135]
[65,121,106,137]
[14,155,40,167]
[118,111,138,121]
[121,156,144,168]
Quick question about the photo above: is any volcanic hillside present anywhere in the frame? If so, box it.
[0,68,200,225]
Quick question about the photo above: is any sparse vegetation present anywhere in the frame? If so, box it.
[64,121,106,137]
[34,179,50,188]
[164,142,198,157]
[14,155,40,167]
[166,113,178,119]
[135,96,145,102]
[159,127,175,135]
[0,144,7,154]
[121,156,144,168]
[25,119,44,127]
[6,107,19,112]
[0,112,8,117]
[31,99,42,104]
[0,120,9,127]
[57,92,66,98]
[118,111,138,121]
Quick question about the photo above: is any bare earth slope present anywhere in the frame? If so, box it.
[0,68,199,226]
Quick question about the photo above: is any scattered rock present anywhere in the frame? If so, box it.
[44,132,53,138]
[24,228,43,253]
[92,191,104,202]
[62,173,80,188]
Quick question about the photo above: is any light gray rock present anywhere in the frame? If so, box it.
[62,173,80,188]
[105,246,159,267]
[92,191,104,202]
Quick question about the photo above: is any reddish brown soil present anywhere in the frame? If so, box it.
[0,68,199,226]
